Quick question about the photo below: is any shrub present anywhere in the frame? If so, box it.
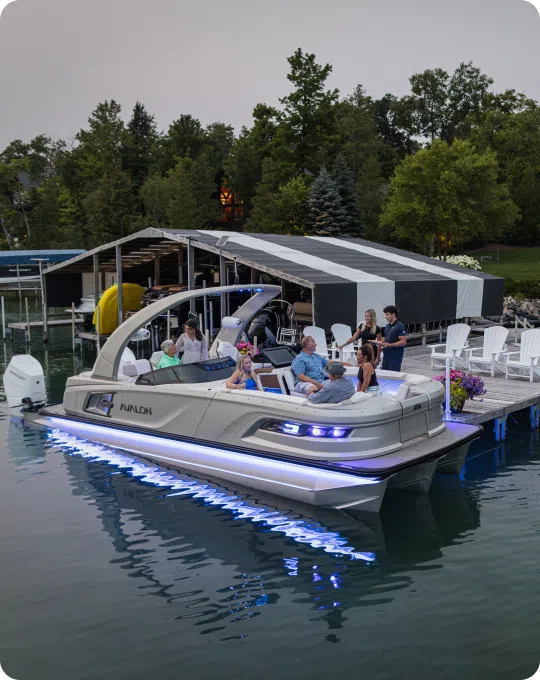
[504,278,540,299]
[433,254,482,271]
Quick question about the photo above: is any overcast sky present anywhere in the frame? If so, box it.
[0,0,539,150]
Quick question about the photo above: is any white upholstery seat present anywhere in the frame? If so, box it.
[394,383,410,401]
[303,326,329,359]
[217,341,239,362]
[150,351,164,369]
[122,359,152,377]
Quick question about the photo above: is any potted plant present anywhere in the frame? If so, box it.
[434,370,486,413]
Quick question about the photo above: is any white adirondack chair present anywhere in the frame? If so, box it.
[464,326,509,377]
[430,323,471,369]
[503,329,540,382]
[303,326,330,359]
[217,341,239,362]
[331,323,357,362]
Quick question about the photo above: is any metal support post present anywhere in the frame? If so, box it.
[93,253,100,309]
[219,253,226,324]
[187,237,195,313]
[25,297,30,345]
[209,300,214,339]
[202,280,208,333]
[116,245,123,327]
[177,245,184,285]
[444,358,451,422]
[1,296,5,342]
[71,302,76,351]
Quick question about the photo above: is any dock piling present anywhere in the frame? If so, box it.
[71,303,76,350]
[1,296,5,342]
[25,298,30,346]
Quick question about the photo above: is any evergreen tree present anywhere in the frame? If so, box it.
[330,153,359,236]
[124,102,158,190]
[306,168,348,236]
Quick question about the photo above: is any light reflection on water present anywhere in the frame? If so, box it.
[47,429,377,563]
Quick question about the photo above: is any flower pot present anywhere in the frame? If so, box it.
[442,399,466,414]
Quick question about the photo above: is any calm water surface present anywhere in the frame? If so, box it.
[0,303,538,680]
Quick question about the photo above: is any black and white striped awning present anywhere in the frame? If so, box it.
[43,228,504,329]
[188,231,503,328]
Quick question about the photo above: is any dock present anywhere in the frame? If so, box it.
[401,338,540,439]
[8,318,83,331]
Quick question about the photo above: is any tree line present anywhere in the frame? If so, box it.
[1,48,539,257]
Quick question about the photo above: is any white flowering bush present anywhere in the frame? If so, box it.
[433,254,482,271]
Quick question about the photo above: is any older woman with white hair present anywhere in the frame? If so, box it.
[157,339,181,369]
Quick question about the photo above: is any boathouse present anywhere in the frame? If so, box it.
[41,229,504,332]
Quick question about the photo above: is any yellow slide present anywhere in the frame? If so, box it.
[93,283,145,335]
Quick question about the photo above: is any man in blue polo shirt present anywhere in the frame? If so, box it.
[380,305,407,371]
[291,336,350,396]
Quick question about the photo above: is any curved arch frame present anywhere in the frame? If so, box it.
[91,284,281,381]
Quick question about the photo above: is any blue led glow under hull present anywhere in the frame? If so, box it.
[40,415,387,513]
[46,429,376,562]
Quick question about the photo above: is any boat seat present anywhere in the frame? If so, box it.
[304,391,375,408]
[394,383,410,401]
[122,359,152,377]
[150,351,164,369]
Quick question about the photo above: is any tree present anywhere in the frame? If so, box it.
[158,114,207,172]
[306,167,348,236]
[140,172,174,229]
[470,105,540,244]
[396,62,493,143]
[335,87,386,237]
[330,153,359,235]
[83,161,135,246]
[123,102,158,190]
[373,94,419,173]
[247,174,309,235]
[167,154,220,230]
[279,48,339,173]
[380,139,519,256]
[223,129,262,218]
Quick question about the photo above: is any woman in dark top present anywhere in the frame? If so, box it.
[337,309,382,366]
[357,343,381,394]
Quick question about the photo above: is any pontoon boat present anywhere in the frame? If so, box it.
[3,284,480,512]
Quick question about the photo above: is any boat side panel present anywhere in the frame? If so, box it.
[63,383,214,438]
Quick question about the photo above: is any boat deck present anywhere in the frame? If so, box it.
[401,339,540,428]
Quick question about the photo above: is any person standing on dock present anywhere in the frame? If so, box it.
[378,306,407,372]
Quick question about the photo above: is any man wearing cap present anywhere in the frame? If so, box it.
[292,336,351,397]
[307,361,355,404]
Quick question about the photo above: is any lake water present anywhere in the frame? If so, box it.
[0,302,539,680]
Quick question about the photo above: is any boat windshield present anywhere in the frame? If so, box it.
[136,357,236,386]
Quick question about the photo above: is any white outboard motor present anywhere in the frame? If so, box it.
[3,355,47,414]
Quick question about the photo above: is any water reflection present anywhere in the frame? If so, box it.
[32,428,487,638]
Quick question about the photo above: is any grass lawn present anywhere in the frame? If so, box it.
[467,247,540,280]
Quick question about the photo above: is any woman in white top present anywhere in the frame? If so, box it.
[175,319,209,364]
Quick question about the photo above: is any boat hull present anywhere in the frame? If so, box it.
[24,408,480,512]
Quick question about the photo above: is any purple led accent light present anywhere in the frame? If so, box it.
[46,425,376,562]
[311,426,326,437]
